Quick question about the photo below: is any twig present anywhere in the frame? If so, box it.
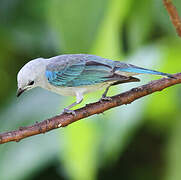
[163,0,181,36]
[0,73,181,144]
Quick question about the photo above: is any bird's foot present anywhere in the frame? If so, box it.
[100,96,112,102]
[63,108,76,116]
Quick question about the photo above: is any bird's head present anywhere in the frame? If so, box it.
[17,58,45,97]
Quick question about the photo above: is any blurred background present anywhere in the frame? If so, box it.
[0,0,181,179]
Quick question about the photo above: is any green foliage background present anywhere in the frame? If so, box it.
[0,0,181,179]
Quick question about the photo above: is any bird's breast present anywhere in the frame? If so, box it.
[44,82,111,96]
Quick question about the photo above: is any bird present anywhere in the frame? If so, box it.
[17,54,174,114]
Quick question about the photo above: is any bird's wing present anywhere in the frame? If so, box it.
[45,55,131,87]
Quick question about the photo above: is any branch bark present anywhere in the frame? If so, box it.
[0,73,181,144]
[163,0,181,36]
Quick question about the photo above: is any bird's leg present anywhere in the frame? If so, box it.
[100,85,112,101]
[63,102,79,115]
[63,92,83,115]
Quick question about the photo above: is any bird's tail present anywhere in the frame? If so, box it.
[115,64,175,78]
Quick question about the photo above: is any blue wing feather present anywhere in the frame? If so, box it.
[45,54,174,87]
[45,61,113,87]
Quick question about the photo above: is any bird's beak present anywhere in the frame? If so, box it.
[16,88,26,97]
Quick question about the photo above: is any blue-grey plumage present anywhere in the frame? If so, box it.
[17,54,174,114]
[45,54,173,87]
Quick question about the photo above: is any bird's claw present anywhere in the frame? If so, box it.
[63,108,76,115]
[100,96,112,101]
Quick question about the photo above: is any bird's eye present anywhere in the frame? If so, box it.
[28,81,34,86]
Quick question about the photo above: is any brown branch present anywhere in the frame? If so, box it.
[163,0,181,37]
[0,73,181,144]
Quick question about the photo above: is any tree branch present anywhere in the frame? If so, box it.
[0,73,181,144]
[163,0,181,37]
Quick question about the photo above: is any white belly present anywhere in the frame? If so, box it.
[44,82,112,96]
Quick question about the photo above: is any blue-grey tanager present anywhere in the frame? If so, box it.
[17,54,173,114]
